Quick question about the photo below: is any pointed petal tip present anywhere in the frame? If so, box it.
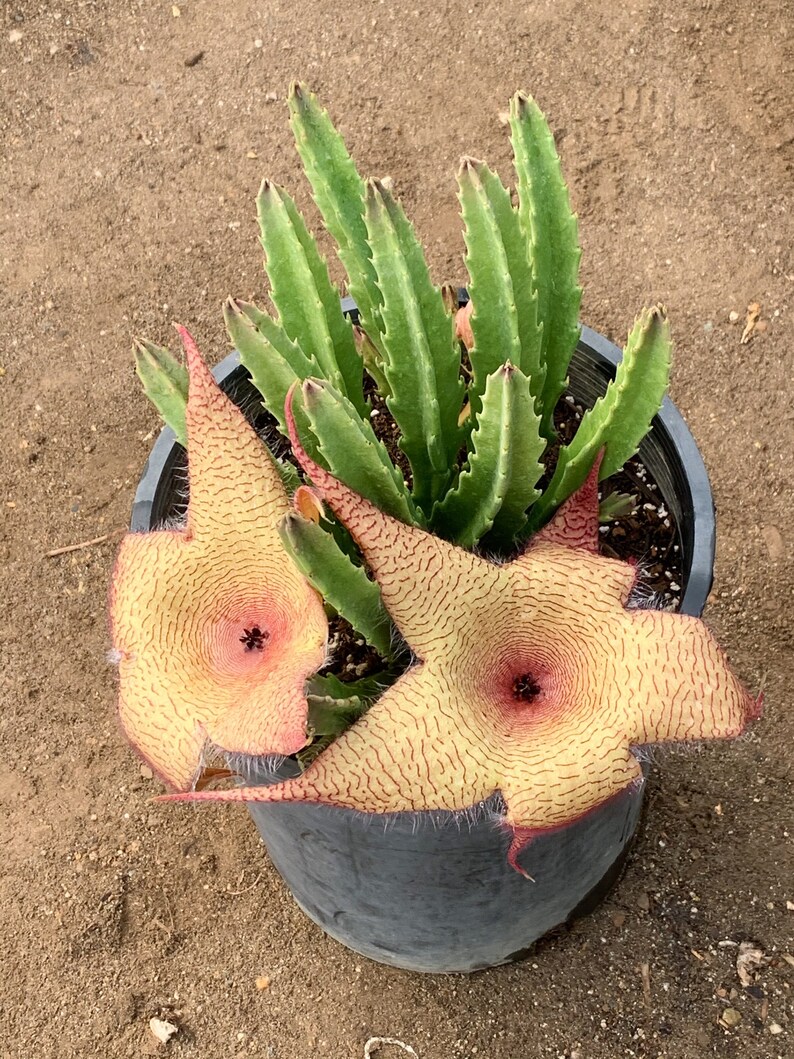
[748,690,764,722]
[531,451,605,553]
[284,380,301,443]
[173,324,219,401]
[173,322,204,374]
[506,828,536,880]
[155,783,272,805]
[173,322,193,347]
[454,299,474,348]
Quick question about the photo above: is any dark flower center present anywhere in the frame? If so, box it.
[512,673,542,702]
[240,626,269,651]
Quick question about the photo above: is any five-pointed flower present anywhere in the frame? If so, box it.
[109,328,327,791]
[165,387,758,864]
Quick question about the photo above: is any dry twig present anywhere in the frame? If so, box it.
[45,529,123,558]
[640,962,652,1008]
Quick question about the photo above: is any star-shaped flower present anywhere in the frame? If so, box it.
[169,390,758,867]
[110,328,327,790]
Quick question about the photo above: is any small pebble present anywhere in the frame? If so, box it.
[8,29,23,43]
[761,525,785,562]
[729,310,740,323]
[149,1018,179,1044]
[719,1007,742,1028]
[769,1022,783,1035]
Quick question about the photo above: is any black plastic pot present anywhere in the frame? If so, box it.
[131,324,716,974]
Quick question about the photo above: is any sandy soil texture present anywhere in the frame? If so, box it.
[1,1,792,1056]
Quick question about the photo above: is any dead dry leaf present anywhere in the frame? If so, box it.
[737,940,767,986]
[740,302,761,344]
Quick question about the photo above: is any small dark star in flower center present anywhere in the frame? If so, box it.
[240,625,269,651]
[512,673,542,702]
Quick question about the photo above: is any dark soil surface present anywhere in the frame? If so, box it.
[1,2,792,1057]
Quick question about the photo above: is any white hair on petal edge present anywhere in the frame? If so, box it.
[152,460,189,529]
[106,647,123,665]
[155,513,188,532]
[336,793,511,843]
[632,744,658,766]
[223,751,289,787]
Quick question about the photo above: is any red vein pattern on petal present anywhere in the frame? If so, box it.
[622,609,757,745]
[110,330,327,790]
[165,396,756,854]
[529,453,604,553]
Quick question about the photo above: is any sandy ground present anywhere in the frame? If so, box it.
[1,1,792,1056]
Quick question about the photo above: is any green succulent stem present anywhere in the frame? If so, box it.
[278,511,395,658]
[458,158,544,420]
[364,179,464,513]
[256,180,366,416]
[527,305,672,532]
[509,91,582,439]
[223,298,319,436]
[298,378,419,525]
[133,338,189,445]
[288,82,385,353]
[431,362,544,549]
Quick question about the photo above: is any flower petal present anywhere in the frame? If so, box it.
[528,452,602,553]
[161,661,501,811]
[622,609,758,744]
[170,384,756,848]
[177,324,294,538]
[110,331,327,790]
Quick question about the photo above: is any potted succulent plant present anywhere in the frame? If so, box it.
[111,85,759,973]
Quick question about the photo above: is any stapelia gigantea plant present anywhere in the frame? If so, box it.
[114,85,758,870]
